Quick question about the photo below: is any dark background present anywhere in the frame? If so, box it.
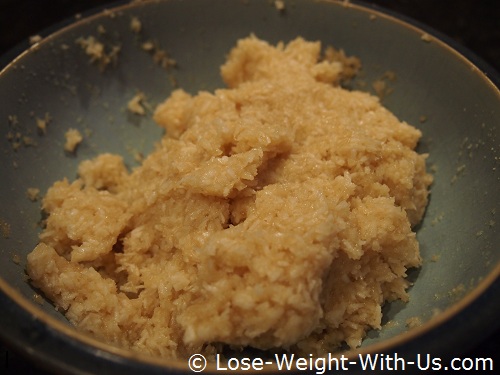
[1,0,499,373]
[1,0,499,73]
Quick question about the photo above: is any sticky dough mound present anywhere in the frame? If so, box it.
[27,36,432,358]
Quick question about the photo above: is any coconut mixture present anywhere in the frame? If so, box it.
[27,36,432,358]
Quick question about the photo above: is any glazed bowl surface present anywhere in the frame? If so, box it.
[0,0,498,373]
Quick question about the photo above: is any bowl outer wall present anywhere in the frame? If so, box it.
[0,0,499,373]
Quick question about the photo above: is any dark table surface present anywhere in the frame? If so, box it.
[1,0,499,373]
[1,0,499,73]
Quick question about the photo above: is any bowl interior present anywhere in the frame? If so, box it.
[0,0,499,365]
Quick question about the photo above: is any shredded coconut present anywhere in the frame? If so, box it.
[27,36,432,359]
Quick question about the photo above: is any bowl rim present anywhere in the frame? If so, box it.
[0,0,499,372]
[352,0,500,91]
[2,265,499,373]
